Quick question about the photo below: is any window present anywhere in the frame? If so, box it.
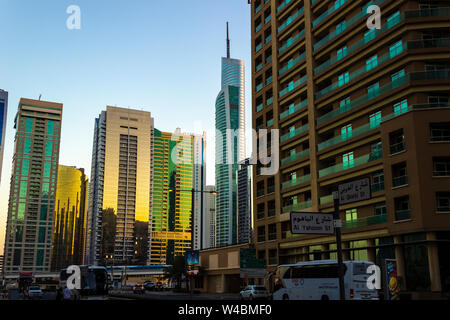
[391,69,405,81]
[369,111,382,128]
[45,141,53,156]
[433,157,450,176]
[24,138,31,154]
[394,196,411,221]
[25,118,33,133]
[338,72,349,87]
[375,202,387,216]
[268,224,277,241]
[392,162,408,187]
[436,192,450,212]
[366,55,378,71]
[21,159,29,176]
[389,41,403,58]
[341,124,352,140]
[257,226,266,242]
[428,95,449,106]
[387,11,400,29]
[334,0,345,10]
[372,171,385,192]
[47,120,54,136]
[390,129,405,154]
[337,46,347,60]
[343,151,354,169]
[346,209,358,221]
[394,99,408,115]
[340,97,351,112]
[367,82,379,97]
[430,123,450,141]
[364,29,376,43]
[370,141,382,159]
[336,20,347,35]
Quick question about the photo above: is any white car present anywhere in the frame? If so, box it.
[27,285,43,299]
[239,285,270,300]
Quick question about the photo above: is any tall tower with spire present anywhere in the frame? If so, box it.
[215,23,246,247]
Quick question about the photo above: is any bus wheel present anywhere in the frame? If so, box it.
[282,294,289,300]
[321,295,329,301]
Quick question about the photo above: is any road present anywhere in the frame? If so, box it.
[108,289,240,301]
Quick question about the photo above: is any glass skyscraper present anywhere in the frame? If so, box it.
[0,89,8,183]
[85,106,154,266]
[150,128,195,265]
[3,98,63,274]
[51,165,88,271]
[215,25,246,247]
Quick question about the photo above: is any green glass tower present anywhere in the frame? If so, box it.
[3,98,63,274]
[150,128,194,265]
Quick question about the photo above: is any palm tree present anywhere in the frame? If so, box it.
[164,256,186,289]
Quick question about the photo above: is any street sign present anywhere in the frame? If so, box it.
[338,178,371,205]
[290,212,334,235]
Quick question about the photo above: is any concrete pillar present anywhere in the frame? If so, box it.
[301,246,308,262]
[321,244,329,260]
[220,273,226,293]
[426,232,442,293]
[394,236,407,290]
[367,239,376,263]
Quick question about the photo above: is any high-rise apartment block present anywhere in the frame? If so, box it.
[0,89,8,182]
[51,165,88,271]
[203,185,217,249]
[3,98,63,274]
[85,106,154,266]
[237,159,254,244]
[252,0,450,295]
[192,132,207,250]
[150,128,196,265]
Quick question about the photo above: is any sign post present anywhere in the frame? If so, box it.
[333,191,346,301]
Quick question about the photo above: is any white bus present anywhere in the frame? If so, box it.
[272,260,379,300]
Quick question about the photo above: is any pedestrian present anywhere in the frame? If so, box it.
[63,286,72,301]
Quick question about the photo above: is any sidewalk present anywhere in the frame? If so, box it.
[109,289,239,301]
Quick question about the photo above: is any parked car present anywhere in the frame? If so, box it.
[239,285,270,300]
[26,285,43,299]
[133,284,145,294]
[143,282,156,291]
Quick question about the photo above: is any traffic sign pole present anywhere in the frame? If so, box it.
[333,191,346,301]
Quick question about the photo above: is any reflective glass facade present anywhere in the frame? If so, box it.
[3,98,62,274]
[0,90,8,182]
[51,165,88,270]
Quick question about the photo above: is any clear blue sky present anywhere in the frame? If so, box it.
[0,0,252,254]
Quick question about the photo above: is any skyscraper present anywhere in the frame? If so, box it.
[251,0,450,294]
[192,132,207,251]
[85,106,154,266]
[215,23,246,247]
[3,98,63,274]
[51,165,88,271]
[237,159,253,244]
[0,89,8,182]
[150,128,195,265]
[203,185,216,250]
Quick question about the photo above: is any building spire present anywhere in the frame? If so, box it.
[226,22,230,58]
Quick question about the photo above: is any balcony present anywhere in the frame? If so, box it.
[278,7,304,34]
[312,0,348,27]
[256,83,263,92]
[255,43,262,52]
[265,15,271,24]
[281,174,311,190]
[281,149,310,166]
[316,43,407,100]
[266,97,273,106]
[279,75,307,98]
[320,194,333,205]
[280,100,308,120]
[267,119,274,127]
[256,103,263,112]
[255,4,262,14]
[319,151,382,178]
[318,121,377,151]
[342,214,387,229]
[314,0,387,51]
[395,209,411,221]
[280,124,309,143]
[266,76,273,85]
[282,200,312,213]
[390,141,405,154]
[265,34,272,44]
[392,175,408,188]
[279,52,306,76]
[256,63,263,72]
[279,29,305,54]
[276,0,292,14]
[372,182,385,192]
[316,71,450,126]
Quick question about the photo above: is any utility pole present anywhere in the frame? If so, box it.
[333,191,346,300]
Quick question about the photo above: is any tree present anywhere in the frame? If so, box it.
[164,255,186,289]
